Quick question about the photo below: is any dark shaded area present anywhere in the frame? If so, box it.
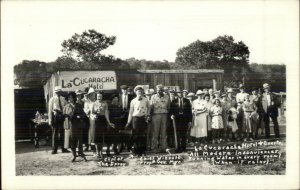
[15,88,46,140]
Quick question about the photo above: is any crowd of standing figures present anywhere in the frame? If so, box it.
[48,82,281,162]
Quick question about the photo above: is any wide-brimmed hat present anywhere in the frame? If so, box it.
[214,90,221,95]
[156,84,164,89]
[182,89,188,93]
[221,93,227,98]
[54,86,62,92]
[134,85,144,93]
[187,92,195,97]
[263,83,270,89]
[227,88,233,93]
[196,90,204,95]
[169,90,175,94]
[75,89,84,95]
[87,87,96,95]
[120,85,128,90]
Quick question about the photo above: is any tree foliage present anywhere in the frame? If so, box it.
[61,29,116,63]
[125,58,171,70]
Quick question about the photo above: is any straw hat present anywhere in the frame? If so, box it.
[187,92,195,97]
[87,87,96,95]
[54,86,62,92]
[196,90,204,95]
[75,89,84,95]
[134,85,144,93]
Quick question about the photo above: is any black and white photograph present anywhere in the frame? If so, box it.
[2,0,299,189]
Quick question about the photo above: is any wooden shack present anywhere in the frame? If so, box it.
[117,69,224,92]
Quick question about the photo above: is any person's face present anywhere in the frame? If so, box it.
[245,95,250,101]
[170,93,175,98]
[208,90,213,95]
[136,90,143,96]
[215,93,220,98]
[183,92,188,97]
[157,88,164,96]
[197,95,202,99]
[216,100,220,106]
[68,95,74,103]
[96,93,103,101]
[88,93,95,101]
[76,94,82,101]
[264,88,270,93]
[177,92,183,98]
[205,96,209,101]
[121,89,127,94]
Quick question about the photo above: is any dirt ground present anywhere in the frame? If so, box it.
[16,130,286,175]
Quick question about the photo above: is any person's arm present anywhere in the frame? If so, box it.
[48,98,53,126]
[125,101,134,128]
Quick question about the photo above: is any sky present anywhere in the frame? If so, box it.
[2,0,299,65]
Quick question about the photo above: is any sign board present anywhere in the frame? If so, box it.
[58,71,117,91]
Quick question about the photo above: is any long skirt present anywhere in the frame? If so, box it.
[95,115,107,144]
[88,116,96,145]
[190,113,208,138]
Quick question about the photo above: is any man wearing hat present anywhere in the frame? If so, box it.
[163,86,170,96]
[236,84,247,140]
[208,89,215,102]
[187,92,195,105]
[261,83,281,138]
[150,84,171,152]
[48,86,70,154]
[118,85,134,152]
[125,86,150,156]
[182,89,189,99]
[227,88,237,108]
[170,89,192,152]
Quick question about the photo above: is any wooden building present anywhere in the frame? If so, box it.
[117,69,224,92]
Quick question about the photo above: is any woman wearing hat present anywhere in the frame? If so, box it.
[84,87,97,152]
[93,91,114,158]
[190,90,208,145]
[63,92,87,162]
[210,98,224,144]
[187,92,195,105]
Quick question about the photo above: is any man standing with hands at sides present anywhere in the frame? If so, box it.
[125,86,150,156]
[170,90,192,153]
[236,84,247,140]
[261,83,281,138]
[119,85,134,152]
[48,86,70,154]
[150,84,171,153]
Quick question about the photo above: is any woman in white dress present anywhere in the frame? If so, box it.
[210,98,224,144]
[84,87,97,153]
[190,90,207,145]
[202,94,213,142]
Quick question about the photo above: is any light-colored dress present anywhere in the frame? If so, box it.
[202,100,213,131]
[243,101,257,133]
[210,105,224,129]
[190,99,208,138]
[84,100,97,145]
[63,103,75,148]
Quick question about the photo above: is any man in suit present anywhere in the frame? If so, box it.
[118,85,134,152]
[48,86,70,154]
[170,90,192,152]
[261,83,281,138]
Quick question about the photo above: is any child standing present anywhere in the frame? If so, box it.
[210,98,223,144]
[242,94,257,141]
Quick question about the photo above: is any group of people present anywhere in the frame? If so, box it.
[48,82,281,162]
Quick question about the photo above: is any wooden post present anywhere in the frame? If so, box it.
[184,73,189,91]
[213,79,217,91]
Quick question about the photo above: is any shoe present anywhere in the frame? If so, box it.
[62,149,71,153]
[71,156,77,162]
[81,155,87,162]
[51,150,57,154]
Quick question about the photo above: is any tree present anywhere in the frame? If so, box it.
[175,35,250,87]
[61,29,116,63]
